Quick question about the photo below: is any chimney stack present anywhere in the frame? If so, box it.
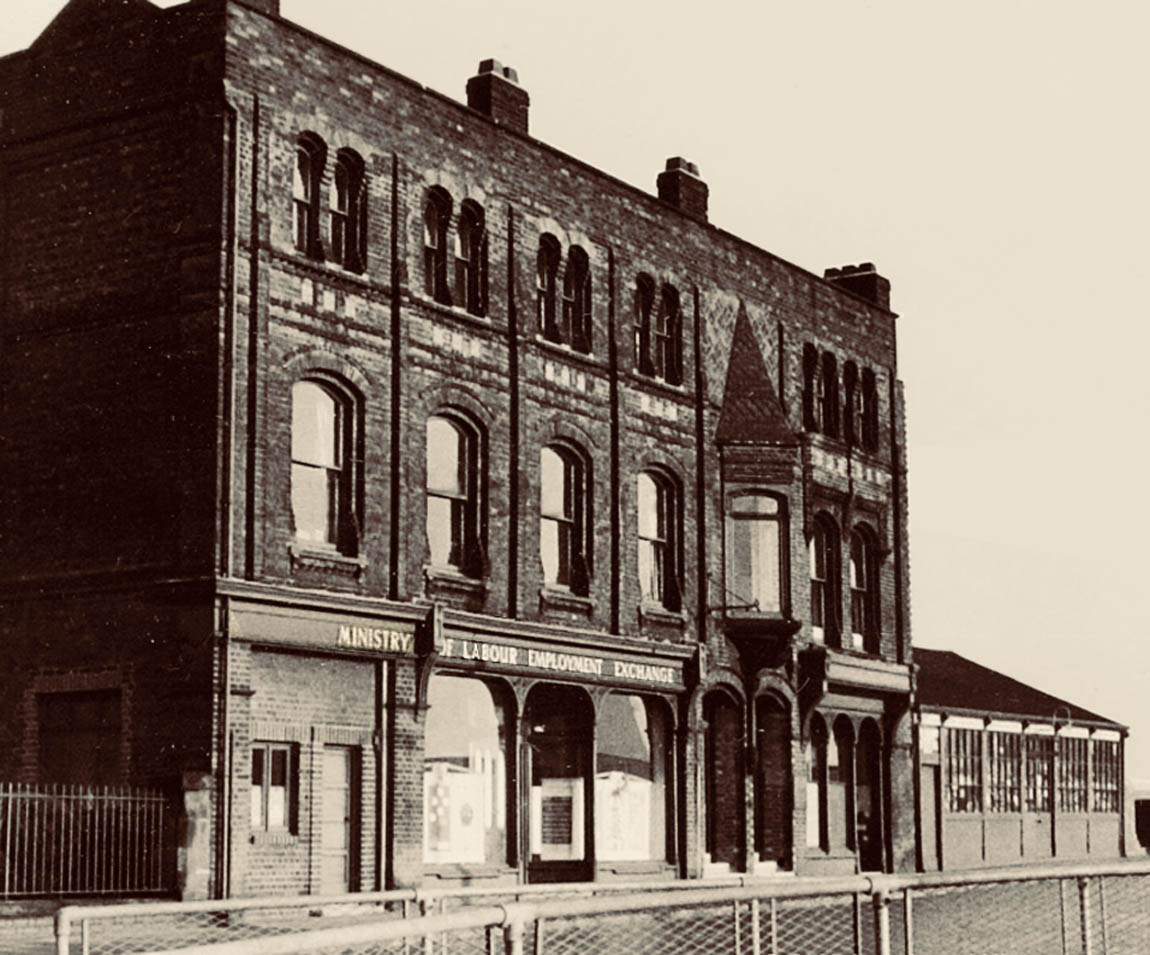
[657,157,708,221]
[467,59,529,135]
[824,263,891,311]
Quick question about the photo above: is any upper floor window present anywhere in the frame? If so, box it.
[561,245,592,353]
[637,470,681,612]
[330,149,366,272]
[849,525,880,653]
[843,361,861,446]
[861,368,879,452]
[293,133,325,258]
[633,273,656,375]
[454,201,487,317]
[291,379,356,553]
[803,345,845,439]
[423,188,452,305]
[537,234,561,341]
[725,491,786,614]
[426,414,484,577]
[651,285,683,385]
[810,513,841,646]
[540,443,591,595]
[819,352,840,438]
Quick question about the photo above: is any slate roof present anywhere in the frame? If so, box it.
[714,305,797,445]
[915,648,1122,728]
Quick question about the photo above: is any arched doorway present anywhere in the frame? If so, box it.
[755,695,792,869]
[523,683,593,883]
[703,689,744,871]
[856,719,884,871]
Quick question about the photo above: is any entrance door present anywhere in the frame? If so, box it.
[755,697,791,869]
[524,684,592,883]
[320,746,358,894]
[919,764,941,871]
[704,691,744,870]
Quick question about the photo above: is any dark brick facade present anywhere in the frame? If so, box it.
[0,0,915,896]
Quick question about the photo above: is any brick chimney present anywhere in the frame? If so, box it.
[657,157,708,221]
[824,263,891,311]
[467,59,529,135]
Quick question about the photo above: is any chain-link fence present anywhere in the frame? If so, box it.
[50,859,1150,955]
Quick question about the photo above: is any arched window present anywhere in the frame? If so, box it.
[810,513,841,646]
[849,525,880,653]
[454,201,487,316]
[633,273,656,374]
[856,720,883,871]
[802,343,819,432]
[329,149,366,272]
[426,414,484,577]
[861,368,879,451]
[637,470,681,611]
[725,491,786,614]
[820,352,840,438]
[423,188,452,304]
[843,361,860,446]
[651,284,683,385]
[291,378,356,553]
[562,245,592,353]
[424,676,511,865]
[540,443,591,595]
[704,690,744,867]
[595,694,672,863]
[293,133,325,258]
[537,234,561,341]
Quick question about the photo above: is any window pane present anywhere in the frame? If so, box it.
[292,382,339,468]
[427,496,454,566]
[638,539,661,601]
[427,417,462,495]
[637,473,659,538]
[292,463,330,543]
[424,677,507,865]
[733,494,778,516]
[727,515,780,612]
[540,517,560,583]
[541,448,566,517]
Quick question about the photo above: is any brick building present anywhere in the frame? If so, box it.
[0,0,914,897]
[915,650,1126,870]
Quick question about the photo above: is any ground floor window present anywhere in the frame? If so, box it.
[1059,737,1088,813]
[1093,739,1120,812]
[424,676,510,865]
[946,727,982,813]
[988,732,1022,812]
[251,742,297,833]
[594,693,671,863]
[1025,735,1053,812]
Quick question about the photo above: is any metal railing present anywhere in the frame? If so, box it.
[1,782,172,898]
[52,858,1150,955]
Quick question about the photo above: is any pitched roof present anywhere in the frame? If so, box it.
[915,648,1122,728]
[715,305,797,445]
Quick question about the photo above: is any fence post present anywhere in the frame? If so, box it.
[503,910,525,955]
[733,900,741,954]
[751,898,761,955]
[903,888,914,955]
[54,906,71,955]
[1078,877,1094,955]
[770,898,778,955]
[872,887,892,955]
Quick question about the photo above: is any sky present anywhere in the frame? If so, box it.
[4,2,1149,776]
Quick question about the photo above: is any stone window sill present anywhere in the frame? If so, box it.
[250,831,298,846]
[539,586,594,616]
[638,602,687,628]
[289,543,367,578]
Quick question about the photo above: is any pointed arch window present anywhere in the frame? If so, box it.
[426,414,484,577]
[637,470,682,611]
[454,202,487,317]
[810,514,841,646]
[423,188,452,305]
[562,245,592,353]
[537,234,561,341]
[849,525,880,653]
[293,134,325,258]
[330,149,366,272]
[540,443,591,595]
[843,361,861,446]
[819,352,840,438]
